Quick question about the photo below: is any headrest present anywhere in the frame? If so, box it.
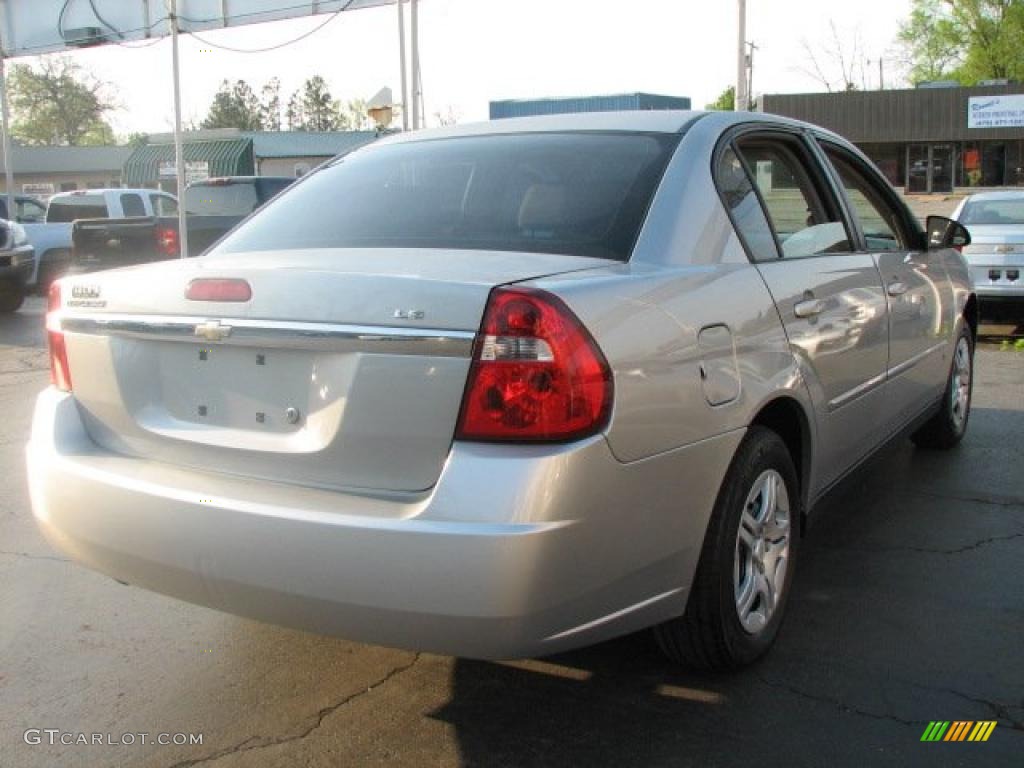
[517,184,565,232]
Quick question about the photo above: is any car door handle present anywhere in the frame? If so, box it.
[794,298,825,318]
[887,281,908,297]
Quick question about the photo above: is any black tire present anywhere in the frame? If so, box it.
[0,280,25,313]
[911,324,973,450]
[654,426,800,671]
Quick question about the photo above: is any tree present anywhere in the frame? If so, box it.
[705,86,735,111]
[8,57,116,146]
[341,99,370,130]
[287,76,343,131]
[799,22,870,92]
[898,0,1024,85]
[202,79,262,131]
[260,77,283,132]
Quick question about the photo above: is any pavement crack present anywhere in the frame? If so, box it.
[164,653,421,768]
[909,489,1024,509]
[0,549,70,563]
[882,531,1024,555]
[756,674,921,726]
[924,684,1024,733]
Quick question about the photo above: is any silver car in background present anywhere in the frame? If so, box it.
[953,190,1024,323]
[27,112,976,670]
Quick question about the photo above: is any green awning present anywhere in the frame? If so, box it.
[122,138,254,187]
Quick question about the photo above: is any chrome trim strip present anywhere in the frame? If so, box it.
[61,314,476,358]
[828,370,887,412]
[887,341,946,379]
[828,341,946,411]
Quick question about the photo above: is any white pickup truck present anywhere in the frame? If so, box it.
[1,188,177,292]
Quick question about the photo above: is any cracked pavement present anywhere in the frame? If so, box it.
[2,297,1023,767]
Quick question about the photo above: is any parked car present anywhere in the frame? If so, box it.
[0,218,34,312]
[21,188,178,292]
[952,190,1024,323]
[71,176,294,272]
[28,112,976,670]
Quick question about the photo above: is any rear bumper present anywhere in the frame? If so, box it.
[27,387,742,659]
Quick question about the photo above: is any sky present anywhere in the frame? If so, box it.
[13,0,915,137]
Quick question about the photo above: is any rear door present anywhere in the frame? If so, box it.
[817,139,949,424]
[725,129,890,491]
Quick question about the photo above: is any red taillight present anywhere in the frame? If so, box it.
[185,278,252,302]
[456,287,612,442]
[46,282,72,391]
[154,225,179,258]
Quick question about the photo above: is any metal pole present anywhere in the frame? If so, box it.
[410,0,419,129]
[169,0,189,258]
[747,42,754,108]
[879,58,884,90]
[397,0,408,130]
[0,49,15,226]
[736,0,747,111]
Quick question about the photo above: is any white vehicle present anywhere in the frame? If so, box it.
[26,188,178,291]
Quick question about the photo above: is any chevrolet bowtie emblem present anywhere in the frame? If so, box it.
[194,320,232,342]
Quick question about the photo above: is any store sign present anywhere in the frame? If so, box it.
[968,95,1024,129]
[159,161,210,184]
[22,183,55,197]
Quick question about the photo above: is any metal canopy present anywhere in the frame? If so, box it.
[0,0,396,57]
[123,137,253,186]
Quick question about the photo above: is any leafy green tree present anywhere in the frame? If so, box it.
[342,99,370,130]
[260,77,282,131]
[201,79,262,131]
[706,86,735,111]
[8,57,116,146]
[287,76,344,131]
[899,0,1024,84]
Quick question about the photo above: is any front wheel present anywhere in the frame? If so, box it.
[911,324,973,450]
[0,280,25,313]
[654,426,800,670]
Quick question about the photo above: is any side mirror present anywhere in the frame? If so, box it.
[926,215,971,251]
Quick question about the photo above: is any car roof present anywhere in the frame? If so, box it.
[373,109,849,147]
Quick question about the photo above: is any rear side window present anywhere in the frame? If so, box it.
[120,193,146,218]
[46,195,108,223]
[185,183,259,217]
[256,178,293,202]
[150,194,178,216]
[212,132,680,260]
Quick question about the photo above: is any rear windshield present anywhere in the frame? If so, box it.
[212,132,679,260]
[959,199,1024,226]
[185,183,260,217]
[46,195,108,223]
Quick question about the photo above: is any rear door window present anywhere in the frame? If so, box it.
[46,195,109,223]
[733,134,852,259]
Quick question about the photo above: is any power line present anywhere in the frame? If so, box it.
[186,9,346,54]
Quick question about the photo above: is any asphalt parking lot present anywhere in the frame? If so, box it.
[1,296,1022,768]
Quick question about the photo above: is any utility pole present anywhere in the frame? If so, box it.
[397,0,408,130]
[736,0,748,111]
[168,0,188,259]
[747,41,758,110]
[879,58,884,90]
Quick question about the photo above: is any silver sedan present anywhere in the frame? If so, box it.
[953,190,1024,323]
[27,111,976,670]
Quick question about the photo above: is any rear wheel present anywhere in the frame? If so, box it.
[0,280,25,313]
[911,324,973,450]
[654,426,800,670]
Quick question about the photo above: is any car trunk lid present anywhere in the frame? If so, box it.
[59,248,607,494]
